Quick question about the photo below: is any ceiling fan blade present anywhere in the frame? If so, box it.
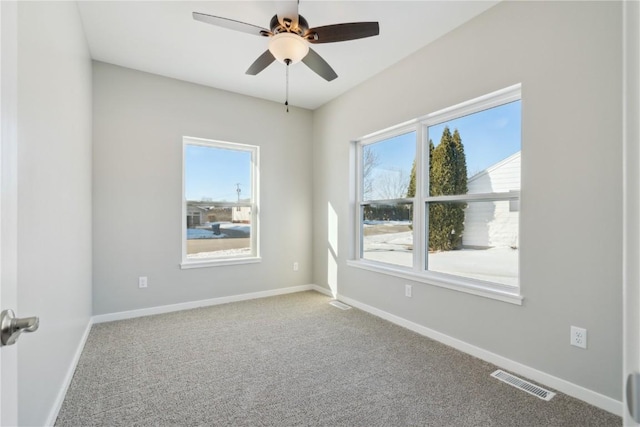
[302,48,337,81]
[275,0,299,31]
[306,22,379,44]
[193,12,270,37]
[246,50,276,75]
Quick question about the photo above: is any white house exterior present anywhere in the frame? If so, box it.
[462,152,520,248]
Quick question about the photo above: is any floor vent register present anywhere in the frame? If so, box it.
[329,300,352,310]
[491,369,556,401]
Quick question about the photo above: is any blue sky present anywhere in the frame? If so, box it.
[368,100,521,178]
[429,100,521,176]
[185,144,250,202]
[186,100,521,202]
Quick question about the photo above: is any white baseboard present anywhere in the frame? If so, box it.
[92,285,316,324]
[45,318,93,427]
[46,285,317,425]
[336,293,623,417]
[48,285,622,424]
[310,284,334,297]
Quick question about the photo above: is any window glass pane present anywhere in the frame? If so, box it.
[427,200,518,286]
[186,207,252,259]
[428,100,521,196]
[362,132,416,201]
[185,143,253,259]
[362,202,413,267]
[185,145,251,202]
[354,88,522,296]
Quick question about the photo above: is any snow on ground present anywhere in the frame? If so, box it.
[187,248,251,259]
[364,231,413,245]
[187,223,251,239]
[363,231,518,287]
[364,220,412,226]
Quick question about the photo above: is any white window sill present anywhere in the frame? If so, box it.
[180,257,262,269]
[346,260,523,305]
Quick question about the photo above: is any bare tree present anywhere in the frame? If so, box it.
[375,168,409,200]
[362,147,380,199]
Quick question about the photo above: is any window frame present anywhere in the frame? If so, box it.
[349,84,523,304]
[180,136,260,269]
[357,125,417,268]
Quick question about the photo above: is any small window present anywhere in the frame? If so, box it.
[352,85,522,304]
[181,137,259,268]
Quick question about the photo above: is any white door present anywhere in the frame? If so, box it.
[624,1,640,425]
[0,1,19,425]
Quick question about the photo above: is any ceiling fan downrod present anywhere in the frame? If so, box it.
[285,58,291,113]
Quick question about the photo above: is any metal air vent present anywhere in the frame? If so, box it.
[491,370,556,401]
[329,300,352,310]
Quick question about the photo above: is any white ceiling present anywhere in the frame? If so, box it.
[77,1,499,110]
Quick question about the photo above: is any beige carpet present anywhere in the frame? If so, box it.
[56,291,620,426]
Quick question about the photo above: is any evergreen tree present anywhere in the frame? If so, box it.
[428,138,434,195]
[407,160,416,198]
[407,140,434,198]
[452,129,468,195]
[429,127,468,251]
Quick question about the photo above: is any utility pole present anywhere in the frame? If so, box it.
[236,183,241,211]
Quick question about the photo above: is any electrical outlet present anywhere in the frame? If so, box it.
[293,262,299,272]
[405,284,412,298]
[138,276,148,289]
[570,326,587,349]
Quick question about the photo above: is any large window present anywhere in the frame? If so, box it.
[181,137,259,268]
[353,85,522,303]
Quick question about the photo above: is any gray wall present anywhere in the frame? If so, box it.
[312,1,623,400]
[16,2,93,425]
[92,62,314,315]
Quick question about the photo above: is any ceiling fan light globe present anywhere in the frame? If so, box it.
[268,32,309,65]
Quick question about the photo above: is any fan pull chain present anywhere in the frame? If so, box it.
[285,59,291,113]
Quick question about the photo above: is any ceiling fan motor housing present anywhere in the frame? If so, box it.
[269,14,309,36]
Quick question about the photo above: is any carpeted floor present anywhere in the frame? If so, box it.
[56,291,621,426]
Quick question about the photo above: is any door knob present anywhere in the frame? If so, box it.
[0,309,39,346]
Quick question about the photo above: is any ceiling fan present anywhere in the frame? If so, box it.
[192,1,380,82]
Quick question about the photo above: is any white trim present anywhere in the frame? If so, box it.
[49,286,620,422]
[426,191,520,203]
[337,293,622,417]
[346,260,522,305]
[352,85,522,301]
[354,83,520,146]
[183,136,257,152]
[422,83,522,127]
[623,0,640,425]
[48,286,319,423]
[92,285,316,324]
[1,2,19,425]
[310,284,334,297]
[180,256,261,269]
[181,136,260,265]
[45,319,93,427]
[413,124,425,270]
[358,120,417,143]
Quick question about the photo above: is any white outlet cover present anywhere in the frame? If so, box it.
[570,326,587,349]
[139,276,148,288]
[405,284,412,298]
